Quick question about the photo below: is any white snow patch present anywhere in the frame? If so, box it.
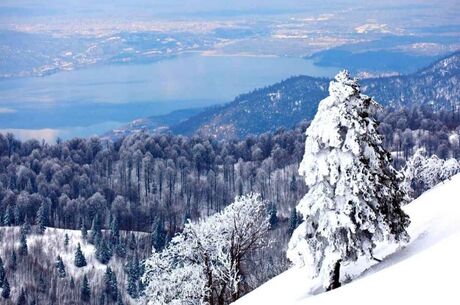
[233,174,460,305]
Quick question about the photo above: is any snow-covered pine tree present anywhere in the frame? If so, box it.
[17,288,27,305]
[115,240,127,258]
[64,233,69,247]
[56,255,66,278]
[127,268,139,299]
[36,201,47,234]
[96,238,112,264]
[90,214,102,244]
[268,203,278,229]
[1,276,9,299]
[74,243,87,267]
[104,267,118,302]
[3,205,13,226]
[288,208,299,236]
[19,231,28,256]
[98,293,106,305]
[81,274,91,302]
[21,216,31,235]
[10,251,16,271]
[290,174,298,193]
[0,256,5,288]
[129,232,137,251]
[151,220,167,251]
[110,215,120,244]
[80,217,88,240]
[287,71,410,291]
[117,291,124,305]
[127,256,142,299]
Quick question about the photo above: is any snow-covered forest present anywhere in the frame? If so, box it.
[1,71,460,303]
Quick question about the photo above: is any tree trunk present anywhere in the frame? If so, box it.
[326,259,341,291]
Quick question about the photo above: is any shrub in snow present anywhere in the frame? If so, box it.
[142,193,270,305]
[287,71,410,291]
[402,148,460,198]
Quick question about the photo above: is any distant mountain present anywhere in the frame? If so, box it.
[171,51,460,139]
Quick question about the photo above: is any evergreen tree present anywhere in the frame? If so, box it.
[117,292,124,305]
[3,205,13,226]
[287,71,410,291]
[114,241,127,258]
[90,214,102,244]
[36,201,47,234]
[19,231,28,256]
[98,293,105,305]
[80,217,88,240]
[288,208,298,236]
[289,174,297,192]
[0,256,5,288]
[127,256,142,299]
[74,243,87,267]
[126,274,138,299]
[104,267,118,302]
[96,238,112,264]
[110,271,118,302]
[14,205,21,226]
[55,255,66,278]
[137,277,146,297]
[69,277,75,290]
[151,221,166,251]
[268,203,278,229]
[1,276,10,299]
[17,288,27,305]
[128,232,137,251]
[110,215,120,244]
[10,251,17,271]
[21,216,31,235]
[64,234,69,247]
[80,275,91,302]
[37,274,46,293]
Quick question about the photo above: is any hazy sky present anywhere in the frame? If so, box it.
[1,0,455,20]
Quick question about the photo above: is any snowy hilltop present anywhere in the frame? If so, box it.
[233,172,460,305]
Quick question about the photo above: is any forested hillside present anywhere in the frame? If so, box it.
[171,52,460,139]
[1,102,460,303]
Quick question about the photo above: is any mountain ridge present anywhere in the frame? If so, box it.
[107,51,460,140]
[170,51,460,139]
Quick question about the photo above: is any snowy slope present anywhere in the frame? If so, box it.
[0,227,148,303]
[234,174,460,305]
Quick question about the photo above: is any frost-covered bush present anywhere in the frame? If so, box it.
[403,148,460,198]
[287,71,410,291]
[142,193,270,305]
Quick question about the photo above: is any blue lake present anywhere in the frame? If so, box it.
[0,54,339,141]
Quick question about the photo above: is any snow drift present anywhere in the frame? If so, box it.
[233,174,460,305]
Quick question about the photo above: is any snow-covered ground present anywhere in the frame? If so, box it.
[0,226,148,303]
[234,174,460,305]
